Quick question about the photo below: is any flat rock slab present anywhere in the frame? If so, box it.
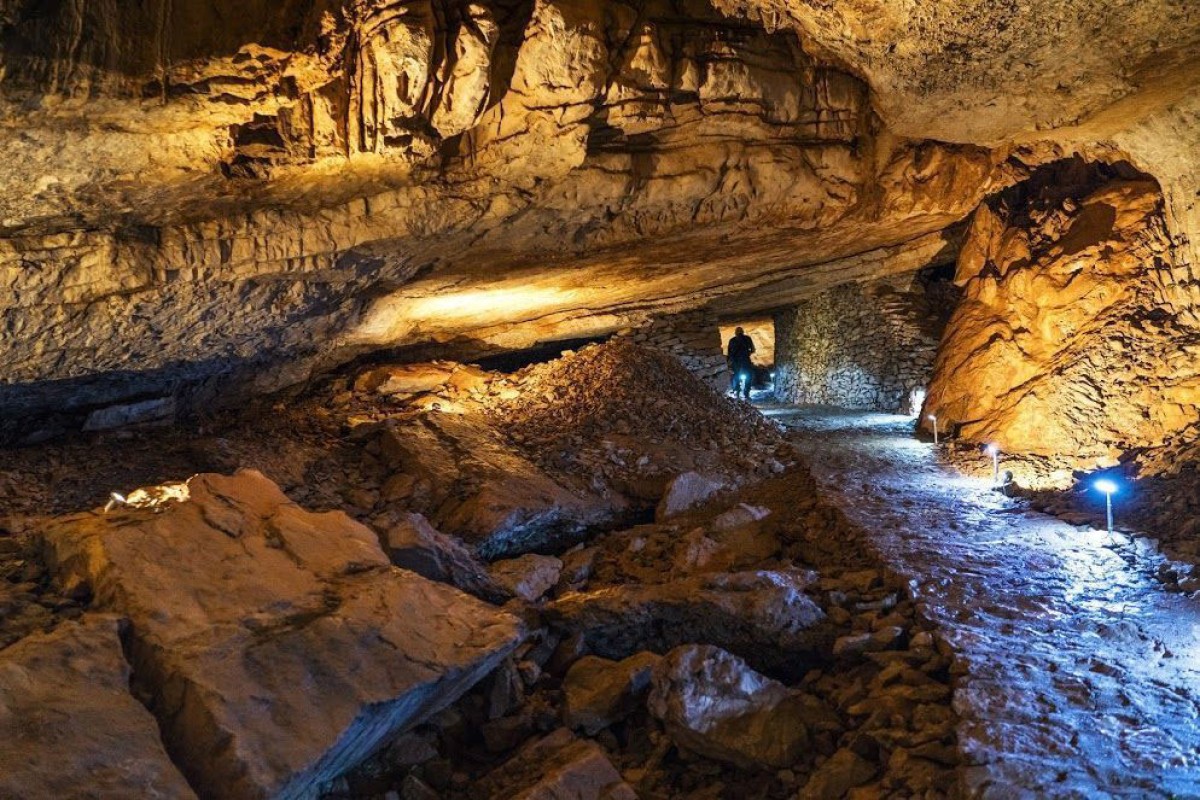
[0,615,197,800]
[470,729,636,800]
[45,470,523,800]
[545,570,827,677]
[379,413,620,559]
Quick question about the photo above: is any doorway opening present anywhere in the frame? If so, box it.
[718,317,776,398]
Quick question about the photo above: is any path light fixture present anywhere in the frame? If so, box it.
[985,443,1000,485]
[927,414,939,445]
[1094,478,1118,539]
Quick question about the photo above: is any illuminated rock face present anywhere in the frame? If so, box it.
[44,470,523,800]
[0,0,1003,439]
[924,159,1200,466]
[0,0,1198,439]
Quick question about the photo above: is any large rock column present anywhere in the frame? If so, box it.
[923,159,1200,465]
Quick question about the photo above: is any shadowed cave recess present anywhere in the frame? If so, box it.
[2,1,1200,799]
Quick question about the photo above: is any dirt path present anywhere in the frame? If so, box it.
[778,407,1200,799]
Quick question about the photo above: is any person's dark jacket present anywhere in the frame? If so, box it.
[727,334,755,368]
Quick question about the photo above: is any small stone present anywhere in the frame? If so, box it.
[656,472,726,521]
[488,554,563,603]
[562,652,660,735]
[798,748,877,799]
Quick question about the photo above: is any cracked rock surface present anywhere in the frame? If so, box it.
[43,469,523,800]
[0,615,198,800]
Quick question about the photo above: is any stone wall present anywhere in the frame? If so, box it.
[773,270,958,413]
[622,310,729,391]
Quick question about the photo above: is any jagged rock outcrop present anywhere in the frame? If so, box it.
[0,616,198,800]
[923,159,1200,468]
[43,469,523,800]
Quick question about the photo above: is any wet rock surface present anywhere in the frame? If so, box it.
[783,408,1200,798]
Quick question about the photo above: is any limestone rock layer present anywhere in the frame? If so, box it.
[0,0,1008,439]
[1,0,1199,442]
[924,159,1200,467]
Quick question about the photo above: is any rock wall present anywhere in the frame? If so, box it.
[922,158,1200,466]
[621,310,729,391]
[1,0,1197,441]
[774,269,957,413]
[0,0,1012,442]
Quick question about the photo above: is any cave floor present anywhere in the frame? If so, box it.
[776,407,1200,799]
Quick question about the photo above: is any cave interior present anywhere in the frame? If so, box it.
[2,1,1200,799]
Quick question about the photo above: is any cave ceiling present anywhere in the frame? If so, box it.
[0,0,1197,429]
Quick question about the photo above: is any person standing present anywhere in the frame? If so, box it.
[726,327,756,401]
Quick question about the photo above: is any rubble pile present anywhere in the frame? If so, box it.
[0,341,968,799]
[348,340,793,558]
[482,339,789,493]
[328,474,964,800]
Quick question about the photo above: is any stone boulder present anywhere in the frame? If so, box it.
[798,748,878,799]
[671,520,779,575]
[647,645,839,770]
[470,729,637,800]
[656,472,725,521]
[379,413,620,559]
[711,503,771,532]
[44,470,523,800]
[383,512,511,603]
[354,362,457,396]
[488,554,563,602]
[545,570,827,676]
[562,652,661,735]
[0,616,198,800]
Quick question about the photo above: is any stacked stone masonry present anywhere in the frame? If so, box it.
[773,270,958,414]
[622,310,730,392]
